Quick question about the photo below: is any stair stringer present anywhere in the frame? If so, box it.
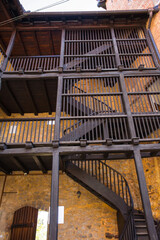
[65,162,130,221]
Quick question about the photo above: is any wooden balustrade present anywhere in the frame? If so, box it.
[0,118,55,143]
[5,55,60,72]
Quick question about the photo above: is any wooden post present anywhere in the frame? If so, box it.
[144,28,160,69]
[1,30,16,72]
[49,151,59,240]
[0,30,16,90]
[119,71,157,239]
[134,148,158,240]
[54,76,63,141]
[59,29,65,70]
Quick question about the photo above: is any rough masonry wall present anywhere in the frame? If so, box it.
[150,11,160,52]
[0,172,118,240]
[107,157,160,220]
[106,0,154,10]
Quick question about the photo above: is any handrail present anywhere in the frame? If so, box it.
[9,55,60,58]
[119,208,136,240]
[71,159,136,239]
[5,55,60,72]
[71,159,133,208]
[0,117,55,122]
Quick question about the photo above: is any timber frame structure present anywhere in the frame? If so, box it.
[0,3,160,240]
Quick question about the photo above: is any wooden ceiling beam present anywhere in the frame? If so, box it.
[42,80,52,115]
[33,31,41,55]
[0,101,11,116]
[17,32,28,56]
[0,34,7,52]
[32,156,47,173]
[0,0,15,28]
[4,81,24,115]
[10,156,28,174]
[50,30,55,55]
[23,80,38,115]
[0,161,11,174]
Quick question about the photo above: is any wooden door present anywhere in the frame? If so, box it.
[10,206,38,240]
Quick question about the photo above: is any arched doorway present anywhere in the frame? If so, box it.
[10,206,38,240]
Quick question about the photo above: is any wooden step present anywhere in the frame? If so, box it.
[136,226,148,234]
[137,235,149,240]
[134,212,145,219]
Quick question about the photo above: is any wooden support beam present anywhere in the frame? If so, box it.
[10,156,28,173]
[144,28,159,69]
[54,76,63,141]
[32,156,47,173]
[49,151,59,240]
[42,80,52,115]
[23,80,38,115]
[133,149,158,240]
[59,29,65,68]
[4,81,24,115]
[1,30,16,72]
[0,144,160,157]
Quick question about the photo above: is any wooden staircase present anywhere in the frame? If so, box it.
[65,159,136,239]
[64,159,159,239]
[134,211,149,240]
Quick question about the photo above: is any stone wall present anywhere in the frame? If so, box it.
[150,11,160,53]
[0,156,159,239]
[0,172,118,240]
[105,0,154,10]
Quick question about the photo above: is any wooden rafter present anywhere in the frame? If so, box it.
[0,0,14,28]
[42,80,52,115]
[33,31,41,55]
[23,80,38,115]
[32,156,47,173]
[0,100,11,115]
[17,32,28,56]
[10,156,28,173]
[4,81,24,115]
[50,30,55,55]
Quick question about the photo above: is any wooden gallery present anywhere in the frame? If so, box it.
[0,1,160,239]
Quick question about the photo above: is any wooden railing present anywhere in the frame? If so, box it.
[5,55,60,72]
[0,118,55,143]
[119,209,136,240]
[71,159,133,206]
[71,159,136,239]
